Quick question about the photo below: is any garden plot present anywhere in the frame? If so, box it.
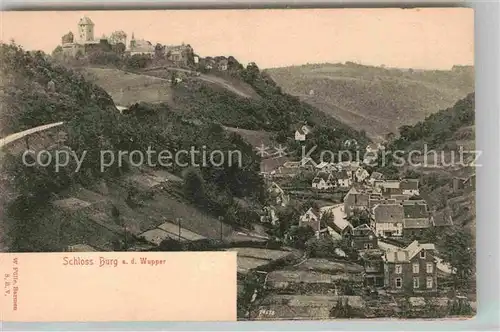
[225,248,294,274]
[251,294,365,320]
[266,270,353,289]
[294,258,364,274]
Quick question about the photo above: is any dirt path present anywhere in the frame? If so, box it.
[0,122,64,149]
[143,66,253,99]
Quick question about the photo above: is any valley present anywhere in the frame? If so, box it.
[267,63,474,142]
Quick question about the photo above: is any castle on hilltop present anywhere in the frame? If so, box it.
[61,16,111,57]
[60,16,194,65]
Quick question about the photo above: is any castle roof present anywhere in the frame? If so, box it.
[79,16,94,25]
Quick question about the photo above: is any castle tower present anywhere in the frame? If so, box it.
[78,16,95,42]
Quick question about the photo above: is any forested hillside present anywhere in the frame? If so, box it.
[267,63,474,141]
[0,43,262,251]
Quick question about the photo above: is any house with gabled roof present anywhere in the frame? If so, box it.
[400,179,420,196]
[390,194,411,203]
[349,224,378,250]
[375,180,400,190]
[267,182,289,207]
[372,204,404,237]
[359,249,385,287]
[333,170,352,188]
[368,172,384,186]
[294,124,312,141]
[383,240,438,294]
[298,206,327,238]
[452,173,476,192]
[402,200,432,238]
[273,166,298,178]
[343,186,370,217]
[312,172,335,190]
[430,208,454,227]
[368,196,397,210]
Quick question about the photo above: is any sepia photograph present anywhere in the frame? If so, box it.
[0,8,475,320]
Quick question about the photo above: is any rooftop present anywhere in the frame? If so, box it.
[139,229,173,246]
[157,221,206,242]
[78,16,94,25]
[384,240,435,263]
[400,179,419,190]
[373,204,404,223]
[314,172,331,182]
[370,172,384,180]
[403,202,429,219]
[403,218,432,229]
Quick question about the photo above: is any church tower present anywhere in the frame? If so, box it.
[129,32,136,49]
[78,16,95,42]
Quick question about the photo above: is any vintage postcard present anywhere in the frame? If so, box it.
[0,8,475,321]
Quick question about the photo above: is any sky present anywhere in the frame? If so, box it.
[1,8,474,69]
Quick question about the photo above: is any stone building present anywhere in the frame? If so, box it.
[60,16,111,57]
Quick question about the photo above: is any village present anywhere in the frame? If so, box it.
[238,127,475,319]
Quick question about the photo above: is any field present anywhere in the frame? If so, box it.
[224,126,275,149]
[293,258,364,274]
[80,67,174,106]
[267,270,351,285]
[225,247,295,273]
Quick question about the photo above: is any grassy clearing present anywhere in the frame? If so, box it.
[81,67,173,105]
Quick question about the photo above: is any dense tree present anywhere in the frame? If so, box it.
[183,168,206,205]
[125,54,152,69]
[330,298,354,318]
[108,30,127,45]
[287,225,315,249]
[51,45,63,59]
[440,226,475,291]
[346,209,372,228]
[154,43,166,59]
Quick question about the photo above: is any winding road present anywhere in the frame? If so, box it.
[0,122,64,149]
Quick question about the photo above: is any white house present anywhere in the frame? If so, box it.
[294,125,312,141]
[400,179,420,196]
[374,180,400,190]
[335,170,352,188]
[312,172,335,190]
[299,207,321,237]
